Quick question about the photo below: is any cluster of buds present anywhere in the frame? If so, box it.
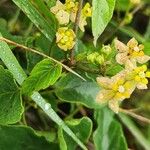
[50,0,92,51]
[87,45,112,65]
[96,38,150,113]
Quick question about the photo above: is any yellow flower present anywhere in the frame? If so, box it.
[115,38,150,65]
[96,71,136,113]
[65,0,79,22]
[50,0,69,25]
[50,0,78,25]
[82,3,92,18]
[78,3,92,32]
[51,1,92,31]
[56,27,76,51]
[126,63,150,89]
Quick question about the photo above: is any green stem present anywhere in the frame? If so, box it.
[0,33,87,150]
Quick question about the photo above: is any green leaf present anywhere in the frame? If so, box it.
[22,58,62,95]
[26,34,52,72]
[92,0,116,45]
[0,125,59,150]
[119,114,150,150]
[0,66,23,124]
[12,0,56,42]
[0,33,87,150]
[105,64,124,76]
[58,117,92,150]
[144,42,150,56]
[115,0,130,11]
[93,108,128,150]
[55,73,100,109]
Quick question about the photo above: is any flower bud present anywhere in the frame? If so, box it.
[95,55,105,65]
[101,45,112,55]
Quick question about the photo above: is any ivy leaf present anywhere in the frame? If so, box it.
[0,125,59,150]
[55,73,100,109]
[0,66,23,124]
[92,0,116,45]
[93,107,128,150]
[58,117,92,150]
[22,59,62,95]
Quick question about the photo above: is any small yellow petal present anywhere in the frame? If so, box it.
[146,71,150,78]
[141,78,148,84]
[138,51,144,56]
[135,75,141,82]
[141,65,147,71]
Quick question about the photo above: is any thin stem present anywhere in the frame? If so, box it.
[119,108,150,124]
[0,37,86,81]
[70,0,83,65]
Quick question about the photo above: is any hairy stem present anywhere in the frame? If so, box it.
[119,108,150,124]
[0,37,86,81]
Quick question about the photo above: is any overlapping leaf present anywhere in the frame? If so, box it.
[93,108,128,150]
[55,73,100,109]
[58,117,92,150]
[92,0,116,45]
[0,125,59,150]
[0,66,23,124]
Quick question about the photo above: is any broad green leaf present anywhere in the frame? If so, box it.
[0,125,59,150]
[58,117,92,150]
[93,108,128,150]
[0,33,87,150]
[12,0,56,42]
[0,66,23,124]
[55,73,100,109]
[92,0,116,45]
[22,58,62,95]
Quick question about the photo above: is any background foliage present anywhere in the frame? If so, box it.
[0,0,150,150]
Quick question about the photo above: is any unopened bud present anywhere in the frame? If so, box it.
[87,52,99,64]
[95,55,105,65]
[101,45,112,55]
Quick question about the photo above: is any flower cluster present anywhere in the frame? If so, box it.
[56,27,76,51]
[51,0,92,31]
[96,38,150,113]
[50,0,92,51]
